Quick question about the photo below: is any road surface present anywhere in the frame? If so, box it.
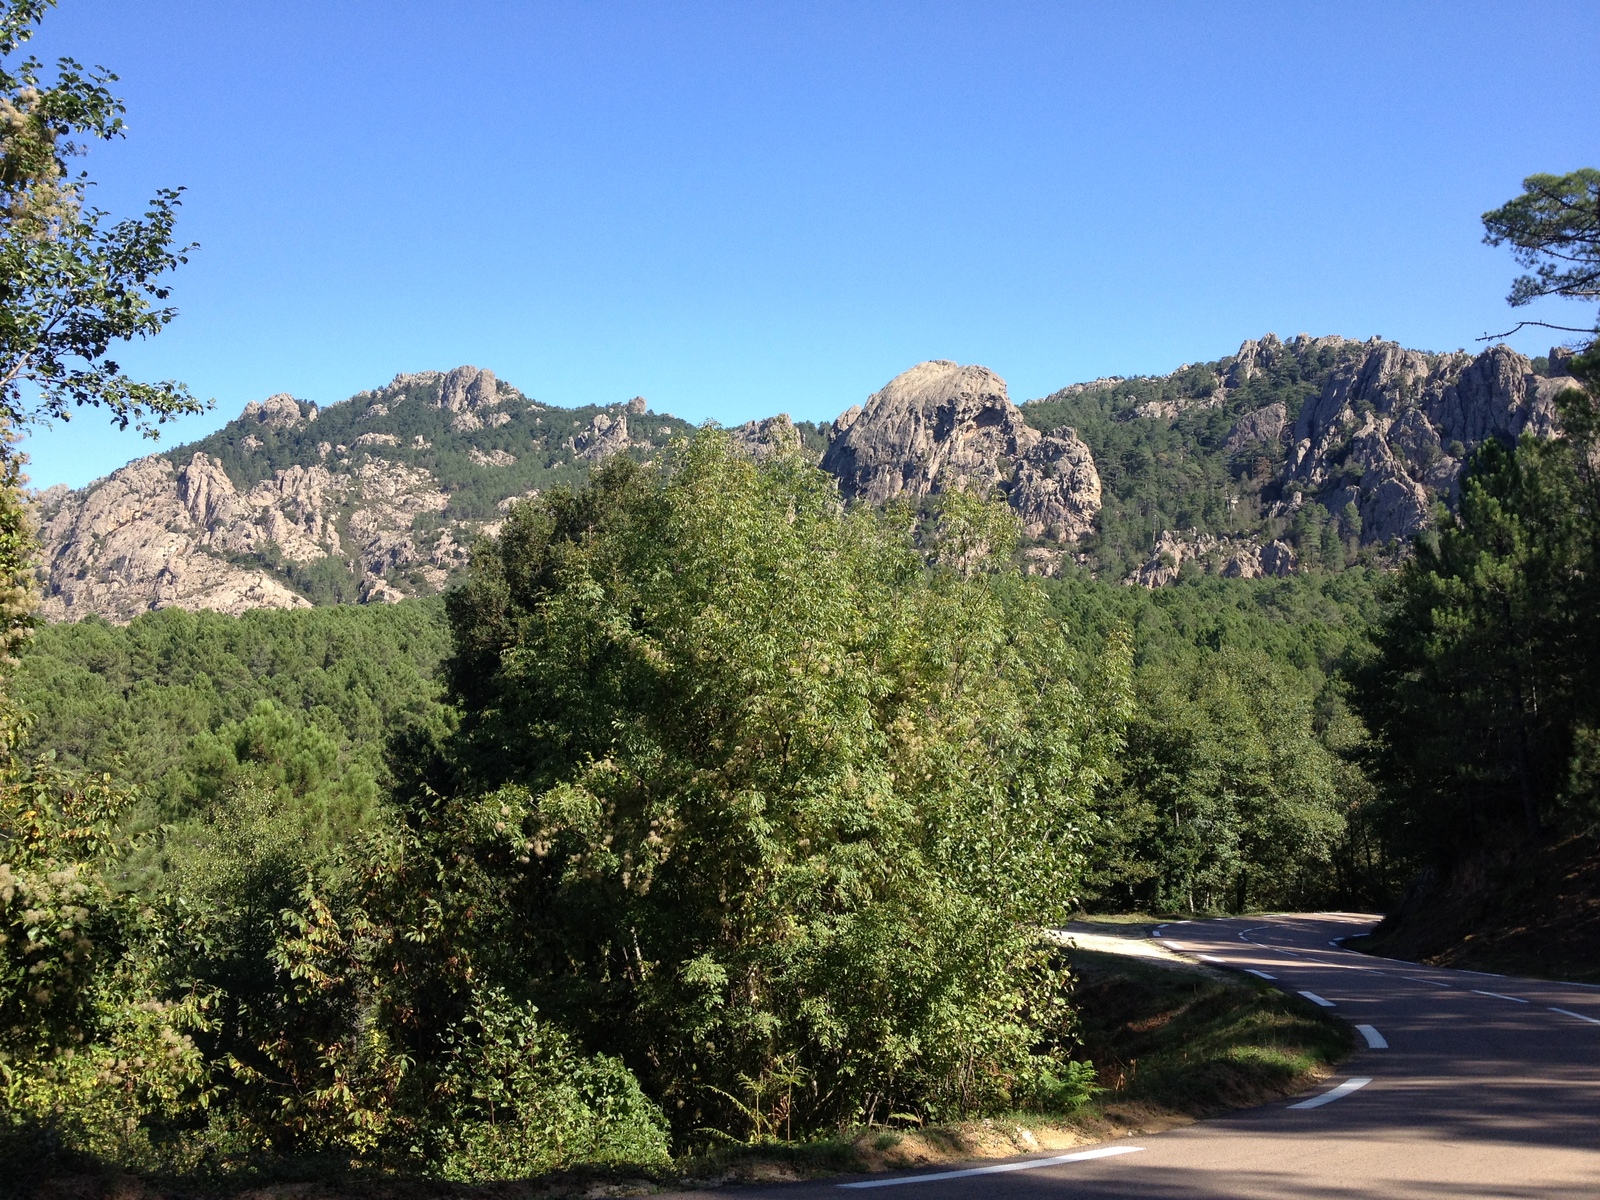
[691,913,1600,1199]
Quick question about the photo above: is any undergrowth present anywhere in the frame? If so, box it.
[8,945,1353,1198]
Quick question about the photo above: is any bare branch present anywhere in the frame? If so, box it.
[1477,319,1600,343]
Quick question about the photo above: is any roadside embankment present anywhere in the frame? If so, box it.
[1353,835,1600,984]
[22,921,1353,1199]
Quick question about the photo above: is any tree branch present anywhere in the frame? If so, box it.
[1477,320,1599,343]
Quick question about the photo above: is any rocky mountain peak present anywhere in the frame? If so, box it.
[434,366,508,432]
[821,361,1034,504]
[27,335,1594,622]
[241,393,315,428]
[730,414,803,461]
[821,360,1101,551]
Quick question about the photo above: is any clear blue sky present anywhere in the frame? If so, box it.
[19,0,1600,489]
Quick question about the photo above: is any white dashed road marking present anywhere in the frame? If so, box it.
[1355,1024,1388,1048]
[1299,990,1335,1007]
[837,1145,1146,1188]
[1472,989,1529,1004]
[1549,1007,1600,1026]
[1288,1077,1372,1110]
[1246,969,1276,980]
[1403,976,1449,987]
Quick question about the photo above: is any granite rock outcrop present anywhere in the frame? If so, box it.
[29,367,676,622]
[1280,337,1566,544]
[27,336,1586,619]
[822,360,1101,543]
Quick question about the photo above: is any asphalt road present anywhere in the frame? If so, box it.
[693,913,1600,1200]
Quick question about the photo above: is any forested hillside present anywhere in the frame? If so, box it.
[9,601,451,844]
[9,561,1385,918]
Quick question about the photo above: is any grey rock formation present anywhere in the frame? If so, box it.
[32,337,1585,617]
[1010,427,1101,543]
[468,446,517,467]
[1225,402,1288,451]
[241,393,315,428]
[34,455,312,622]
[820,361,1101,542]
[822,362,1027,504]
[1284,340,1564,543]
[29,364,691,623]
[574,412,630,461]
[730,414,803,460]
[434,366,505,432]
[1260,539,1298,577]
[1129,530,1296,589]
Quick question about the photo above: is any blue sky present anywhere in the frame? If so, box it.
[19,0,1600,489]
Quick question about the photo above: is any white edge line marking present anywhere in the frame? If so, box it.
[1246,969,1275,980]
[1354,1023,1388,1048]
[1403,976,1449,988]
[1472,989,1529,1004]
[1459,969,1505,977]
[1200,955,1224,963]
[1328,940,1342,947]
[837,1145,1145,1187]
[1298,990,1335,1007]
[1288,1076,1372,1110]
[1164,942,1185,951]
[1549,1006,1600,1025]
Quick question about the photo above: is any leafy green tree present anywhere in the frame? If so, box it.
[415,433,1128,1137]
[146,783,670,1175]
[1086,650,1347,913]
[0,0,201,438]
[0,0,214,1166]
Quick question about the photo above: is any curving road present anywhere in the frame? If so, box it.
[697,914,1600,1200]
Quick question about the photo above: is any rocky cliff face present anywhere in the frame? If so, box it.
[1027,333,1577,587]
[1277,336,1565,543]
[821,360,1102,544]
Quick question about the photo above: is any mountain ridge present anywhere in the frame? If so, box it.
[28,336,1575,622]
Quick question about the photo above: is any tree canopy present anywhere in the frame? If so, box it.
[1481,168,1600,335]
